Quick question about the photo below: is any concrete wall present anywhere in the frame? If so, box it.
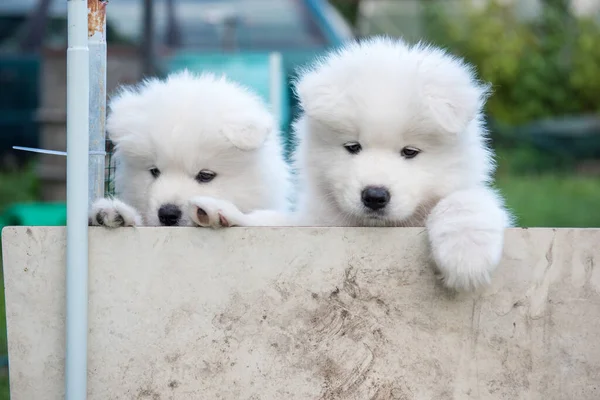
[2,227,599,399]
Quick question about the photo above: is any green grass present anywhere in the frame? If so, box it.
[495,173,600,228]
[0,165,39,215]
[0,371,7,400]
[493,146,600,228]
[0,264,7,400]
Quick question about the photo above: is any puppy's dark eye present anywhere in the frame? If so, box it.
[400,147,420,159]
[149,167,161,178]
[196,170,216,183]
[344,142,362,155]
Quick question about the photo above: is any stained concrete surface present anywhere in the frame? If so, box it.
[2,227,599,399]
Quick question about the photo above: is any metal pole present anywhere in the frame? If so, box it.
[66,0,90,398]
[88,0,107,202]
[19,0,54,52]
[165,0,182,47]
[142,0,155,76]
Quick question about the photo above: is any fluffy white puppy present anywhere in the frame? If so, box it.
[189,37,512,291]
[89,70,289,227]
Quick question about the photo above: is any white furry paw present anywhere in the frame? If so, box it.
[426,188,510,291]
[89,198,143,228]
[188,197,245,229]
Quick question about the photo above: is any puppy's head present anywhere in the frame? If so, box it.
[294,37,493,225]
[107,70,284,226]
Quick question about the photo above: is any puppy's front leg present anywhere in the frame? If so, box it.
[188,197,290,228]
[89,198,143,228]
[426,186,511,291]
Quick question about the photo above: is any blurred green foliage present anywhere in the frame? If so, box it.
[329,0,361,26]
[0,164,39,214]
[423,0,600,125]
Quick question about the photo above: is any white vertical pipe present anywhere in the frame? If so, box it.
[88,0,107,202]
[66,0,90,399]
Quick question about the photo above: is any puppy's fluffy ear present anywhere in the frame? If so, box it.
[105,82,156,160]
[415,46,490,135]
[106,84,149,143]
[294,68,355,133]
[219,111,275,151]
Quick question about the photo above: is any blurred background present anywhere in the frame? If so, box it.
[0,0,599,396]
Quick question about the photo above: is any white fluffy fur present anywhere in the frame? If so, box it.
[90,70,290,227]
[189,36,512,291]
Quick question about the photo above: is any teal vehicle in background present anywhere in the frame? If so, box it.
[166,52,292,153]
[152,0,354,154]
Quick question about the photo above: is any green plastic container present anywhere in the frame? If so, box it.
[0,203,66,232]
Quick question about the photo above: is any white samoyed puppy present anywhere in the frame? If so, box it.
[89,70,290,227]
[188,37,512,291]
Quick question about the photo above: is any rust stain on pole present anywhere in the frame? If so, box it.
[88,0,107,37]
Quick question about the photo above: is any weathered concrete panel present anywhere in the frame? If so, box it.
[2,227,599,399]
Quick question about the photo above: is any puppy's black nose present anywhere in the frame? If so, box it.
[158,204,181,226]
[361,187,391,210]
